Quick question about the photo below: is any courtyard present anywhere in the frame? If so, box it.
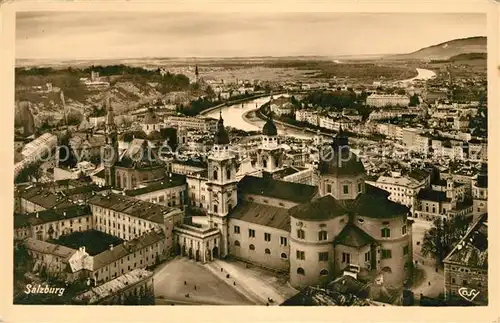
[153,257,254,305]
[49,230,124,256]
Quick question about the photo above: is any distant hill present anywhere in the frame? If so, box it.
[384,36,486,61]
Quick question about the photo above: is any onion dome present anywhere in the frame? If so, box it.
[214,111,230,145]
[262,115,278,136]
[144,107,159,125]
[318,126,365,176]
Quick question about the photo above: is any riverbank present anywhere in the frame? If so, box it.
[199,91,286,117]
[245,106,380,145]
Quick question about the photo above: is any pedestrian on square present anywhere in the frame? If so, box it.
[184,281,187,285]
[194,285,197,290]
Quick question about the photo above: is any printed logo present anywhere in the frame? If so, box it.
[458,287,480,302]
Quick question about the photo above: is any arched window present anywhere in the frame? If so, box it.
[297,229,305,239]
[249,244,255,250]
[381,228,391,238]
[297,267,305,275]
[281,253,287,259]
[234,240,240,247]
[226,168,231,180]
[318,230,328,241]
[382,266,392,273]
[263,160,267,168]
[265,248,271,255]
[320,269,329,276]
[213,170,218,180]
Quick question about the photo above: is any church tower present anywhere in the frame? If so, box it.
[206,111,238,257]
[257,115,283,174]
[317,126,365,199]
[104,98,118,187]
[472,163,488,220]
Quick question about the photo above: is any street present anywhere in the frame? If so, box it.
[410,218,444,299]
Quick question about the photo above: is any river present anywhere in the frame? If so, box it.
[400,68,436,83]
[205,68,436,140]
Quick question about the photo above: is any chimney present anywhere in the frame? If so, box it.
[109,244,113,251]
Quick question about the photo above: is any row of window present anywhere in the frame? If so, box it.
[234,226,288,246]
[95,213,153,228]
[296,268,329,277]
[381,185,413,194]
[33,217,90,232]
[94,207,154,226]
[325,183,363,195]
[450,278,482,287]
[233,241,288,258]
[211,169,232,181]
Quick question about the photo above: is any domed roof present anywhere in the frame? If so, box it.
[262,116,278,136]
[214,111,230,145]
[318,127,365,176]
[144,107,159,125]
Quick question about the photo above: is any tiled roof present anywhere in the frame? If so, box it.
[19,183,107,210]
[172,159,208,169]
[92,230,165,270]
[229,201,290,231]
[288,195,348,221]
[417,189,450,202]
[115,139,164,169]
[334,223,376,248]
[327,275,367,295]
[280,286,388,306]
[349,185,410,218]
[14,205,91,229]
[444,213,488,269]
[238,175,318,204]
[74,269,153,304]
[407,169,430,182]
[271,166,301,179]
[124,174,186,197]
[88,193,175,224]
[24,238,76,260]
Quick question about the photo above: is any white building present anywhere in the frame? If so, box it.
[366,94,410,108]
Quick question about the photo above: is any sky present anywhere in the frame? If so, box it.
[16,12,486,60]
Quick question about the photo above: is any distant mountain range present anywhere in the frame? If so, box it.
[384,36,486,61]
[16,36,487,67]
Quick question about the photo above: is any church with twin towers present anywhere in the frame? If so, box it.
[103,103,413,289]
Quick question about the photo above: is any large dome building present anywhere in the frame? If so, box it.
[288,130,413,288]
[180,116,413,293]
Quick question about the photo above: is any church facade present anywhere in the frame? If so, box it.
[178,114,413,289]
[102,104,413,289]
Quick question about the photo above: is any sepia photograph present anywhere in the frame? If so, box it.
[10,9,490,309]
